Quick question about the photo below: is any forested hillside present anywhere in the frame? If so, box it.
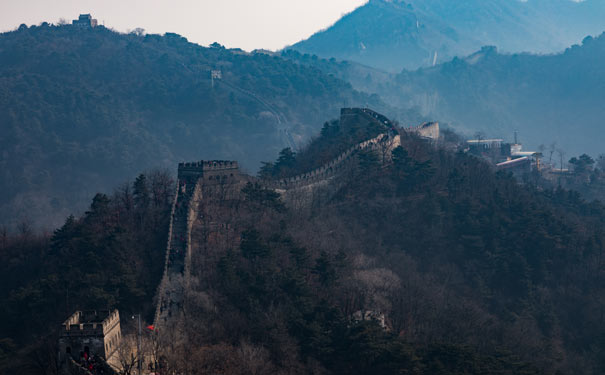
[3,114,605,373]
[290,0,605,71]
[175,120,605,375]
[0,170,173,374]
[0,23,418,230]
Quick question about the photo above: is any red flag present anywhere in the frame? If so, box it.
[147,325,155,331]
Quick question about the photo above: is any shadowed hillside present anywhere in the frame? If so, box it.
[0,23,422,230]
[3,111,605,373]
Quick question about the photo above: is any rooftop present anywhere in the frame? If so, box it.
[467,139,504,144]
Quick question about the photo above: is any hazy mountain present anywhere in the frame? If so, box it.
[0,23,420,230]
[383,33,605,157]
[289,0,605,72]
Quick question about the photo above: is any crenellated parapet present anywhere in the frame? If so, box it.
[61,310,120,337]
[405,121,440,140]
[340,108,396,130]
[266,132,399,190]
[178,160,239,172]
[58,310,122,369]
[178,160,240,184]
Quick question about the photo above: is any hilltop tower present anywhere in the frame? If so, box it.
[72,14,98,28]
[177,160,240,185]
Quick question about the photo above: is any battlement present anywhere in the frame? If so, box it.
[61,310,120,337]
[340,108,396,130]
[178,160,239,179]
[201,160,239,171]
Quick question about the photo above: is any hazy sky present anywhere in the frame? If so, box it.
[0,0,367,51]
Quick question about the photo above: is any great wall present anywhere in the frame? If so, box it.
[152,108,436,330]
[154,161,241,327]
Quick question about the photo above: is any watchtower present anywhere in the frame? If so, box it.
[58,310,121,367]
[177,160,239,185]
[72,14,98,28]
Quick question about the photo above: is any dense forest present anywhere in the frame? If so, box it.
[5,114,605,374]
[540,153,605,203]
[174,118,605,374]
[0,170,173,374]
[0,23,421,230]
[289,0,605,71]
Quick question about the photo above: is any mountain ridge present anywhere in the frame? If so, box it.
[285,32,605,158]
[289,0,605,71]
[385,32,605,156]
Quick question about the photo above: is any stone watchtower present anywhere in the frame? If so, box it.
[72,14,98,28]
[177,160,240,185]
[58,310,122,367]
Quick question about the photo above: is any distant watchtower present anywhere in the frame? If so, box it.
[72,14,98,28]
[58,310,121,368]
[177,160,239,185]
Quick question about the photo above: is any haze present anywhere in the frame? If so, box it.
[0,0,367,51]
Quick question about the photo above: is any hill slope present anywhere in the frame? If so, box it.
[4,114,605,374]
[384,34,605,157]
[181,119,605,374]
[0,23,418,230]
[289,0,605,71]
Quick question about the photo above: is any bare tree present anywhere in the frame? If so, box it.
[236,341,275,375]
[148,168,174,209]
[597,154,605,172]
[557,149,566,170]
[549,142,557,165]
[115,335,137,375]
[17,219,32,239]
[28,336,60,375]
[0,225,8,250]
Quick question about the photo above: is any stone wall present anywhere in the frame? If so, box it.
[340,107,396,130]
[154,109,405,329]
[262,108,402,207]
[154,160,241,329]
[406,121,440,140]
[265,133,396,190]
[58,310,121,367]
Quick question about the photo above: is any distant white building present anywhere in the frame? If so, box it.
[466,138,504,151]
